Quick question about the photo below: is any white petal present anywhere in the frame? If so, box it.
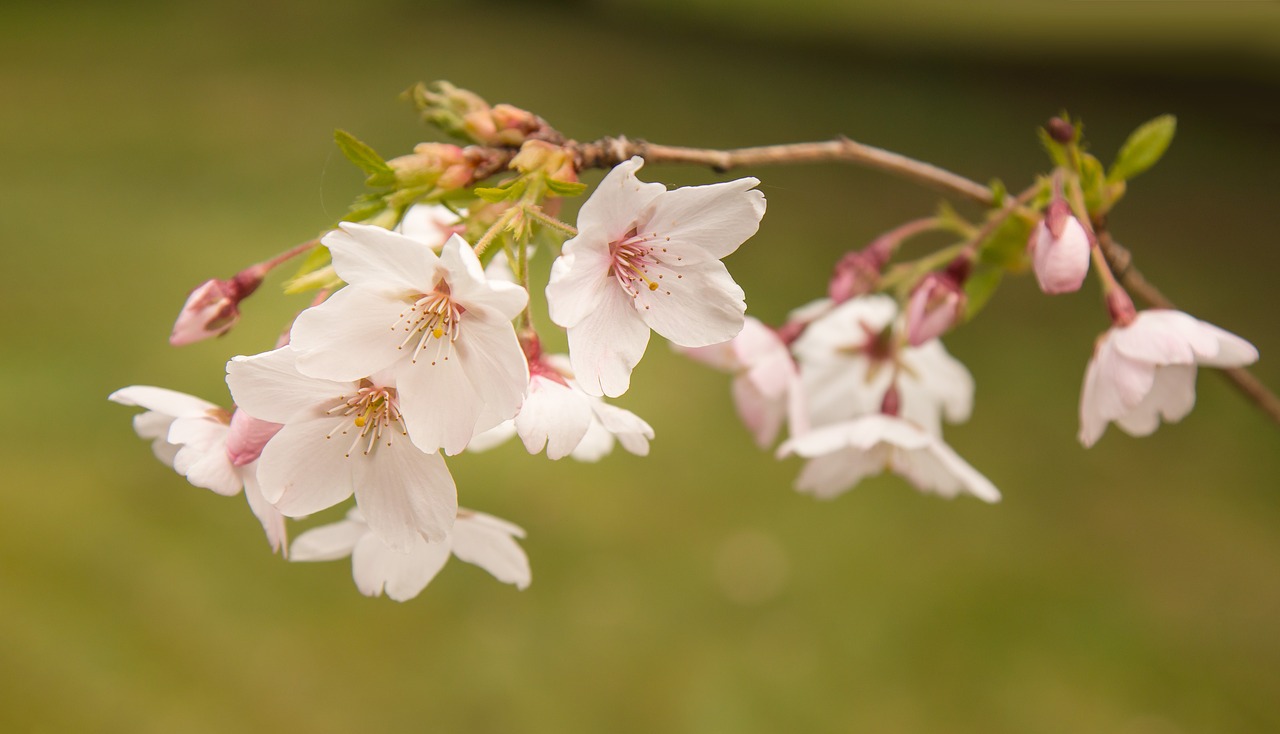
[290,287,414,382]
[634,259,746,348]
[325,222,439,293]
[1116,363,1198,436]
[791,295,897,362]
[639,177,765,261]
[109,385,220,418]
[452,511,531,589]
[904,441,1001,503]
[566,284,652,398]
[257,418,355,514]
[732,375,785,448]
[132,411,174,442]
[455,318,530,432]
[574,157,666,241]
[439,235,528,320]
[794,447,887,499]
[226,347,346,424]
[241,465,288,555]
[167,415,229,452]
[466,420,517,452]
[516,376,593,459]
[178,443,243,497]
[354,439,457,550]
[289,516,366,562]
[569,417,615,462]
[545,247,611,330]
[901,340,975,425]
[398,353,483,456]
[591,401,654,456]
[351,532,450,601]
[1111,311,1203,366]
[395,203,460,248]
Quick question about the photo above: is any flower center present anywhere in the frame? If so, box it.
[610,227,680,300]
[324,382,408,458]
[392,280,466,366]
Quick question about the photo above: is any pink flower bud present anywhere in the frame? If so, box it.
[224,409,282,467]
[905,272,965,346]
[828,250,883,303]
[169,267,264,346]
[1028,201,1091,295]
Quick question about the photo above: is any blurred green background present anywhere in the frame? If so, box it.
[4,1,1279,731]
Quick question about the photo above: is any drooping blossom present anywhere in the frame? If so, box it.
[791,295,973,435]
[226,346,456,551]
[108,386,288,554]
[467,352,654,461]
[778,414,1001,502]
[1079,309,1258,446]
[546,157,766,397]
[678,316,806,448]
[1028,200,1091,295]
[290,507,531,601]
[289,226,529,455]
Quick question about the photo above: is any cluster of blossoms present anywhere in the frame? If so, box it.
[112,88,1262,601]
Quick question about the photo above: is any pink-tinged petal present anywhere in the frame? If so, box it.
[1116,364,1197,437]
[516,376,593,459]
[1111,311,1201,365]
[395,203,460,249]
[1078,349,1111,448]
[574,157,666,241]
[226,347,345,424]
[906,442,1001,503]
[176,444,243,497]
[290,287,412,382]
[241,465,288,556]
[590,401,654,456]
[354,439,457,549]
[733,318,788,366]
[794,447,887,499]
[109,385,220,418]
[398,355,482,456]
[638,176,766,262]
[455,319,529,432]
[452,511,531,589]
[1182,319,1259,367]
[257,418,355,513]
[289,514,366,562]
[546,248,611,330]
[634,259,745,348]
[566,284,651,398]
[732,375,785,448]
[677,338,740,372]
[324,222,440,293]
[438,235,528,320]
[225,410,282,467]
[351,532,450,601]
[791,295,897,361]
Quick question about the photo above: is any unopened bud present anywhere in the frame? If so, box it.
[169,266,265,346]
[511,140,578,185]
[828,250,884,304]
[388,143,469,190]
[1046,117,1075,144]
[905,272,965,346]
[1028,202,1091,295]
[224,409,282,467]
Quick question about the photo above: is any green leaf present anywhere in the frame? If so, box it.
[334,129,392,177]
[988,178,1007,208]
[1079,153,1107,213]
[963,264,1002,319]
[1107,114,1176,183]
[546,179,588,198]
[1037,128,1069,168]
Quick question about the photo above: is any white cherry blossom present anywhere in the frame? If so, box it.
[778,414,1000,502]
[546,157,766,398]
[791,295,973,435]
[678,316,806,448]
[109,386,288,555]
[289,226,529,455]
[395,203,463,246]
[290,507,531,601]
[226,346,456,551]
[1079,309,1259,446]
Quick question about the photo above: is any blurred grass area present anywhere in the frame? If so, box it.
[3,0,1279,732]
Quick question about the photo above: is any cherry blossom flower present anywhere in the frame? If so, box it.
[546,157,766,397]
[290,507,531,601]
[289,226,529,455]
[678,316,806,448]
[778,414,1001,502]
[466,352,654,461]
[226,346,456,550]
[905,272,965,347]
[791,295,973,435]
[108,386,287,554]
[1079,309,1259,446]
[1028,200,1091,295]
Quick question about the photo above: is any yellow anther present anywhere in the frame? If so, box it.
[432,326,444,339]
[647,282,659,291]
